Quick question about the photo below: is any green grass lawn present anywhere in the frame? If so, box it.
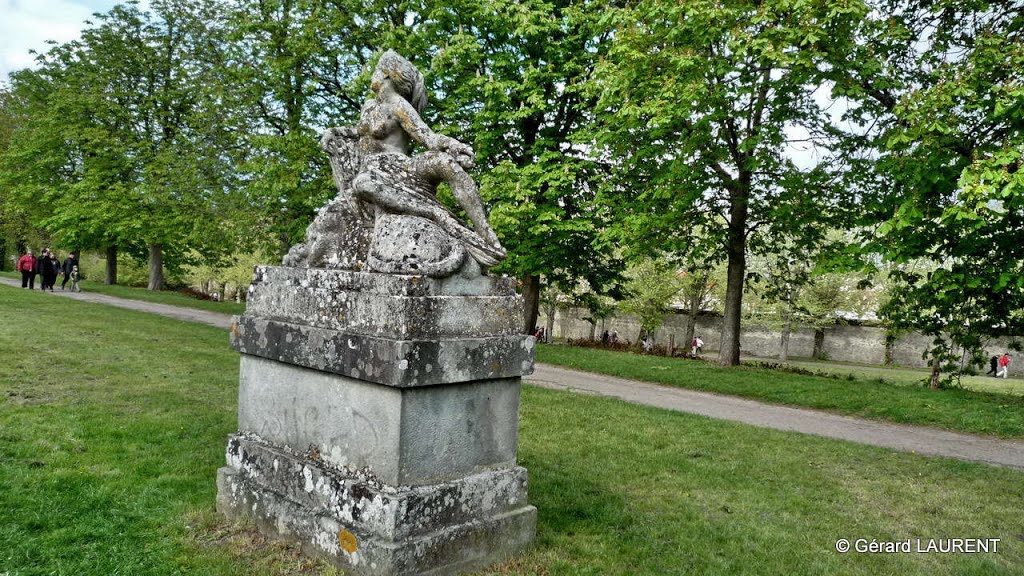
[538,344,1024,438]
[0,269,246,315]
[743,355,1024,396]
[2,284,1024,575]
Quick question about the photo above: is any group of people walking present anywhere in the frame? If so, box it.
[987,353,1013,379]
[15,249,80,292]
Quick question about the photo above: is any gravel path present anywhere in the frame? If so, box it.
[528,363,1024,470]
[6,275,1023,470]
[0,277,233,328]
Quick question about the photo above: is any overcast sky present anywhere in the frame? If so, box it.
[0,0,147,82]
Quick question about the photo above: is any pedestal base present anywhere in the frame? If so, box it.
[216,435,537,576]
[218,267,537,574]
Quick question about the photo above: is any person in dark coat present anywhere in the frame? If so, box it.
[34,248,48,289]
[987,355,999,377]
[39,249,59,291]
[16,250,37,289]
[48,252,61,290]
[61,252,79,290]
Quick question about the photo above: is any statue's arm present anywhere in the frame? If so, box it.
[393,98,474,168]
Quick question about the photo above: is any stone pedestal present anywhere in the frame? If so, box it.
[216,266,537,575]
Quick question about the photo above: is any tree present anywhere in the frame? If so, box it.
[678,263,723,355]
[543,277,622,341]
[0,83,31,270]
[578,292,617,341]
[591,0,864,365]
[832,0,1024,386]
[746,231,866,361]
[753,253,811,361]
[538,284,562,343]
[224,0,377,255]
[619,258,686,344]
[0,65,100,271]
[408,0,624,334]
[1,0,243,289]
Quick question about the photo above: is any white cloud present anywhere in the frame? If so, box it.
[0,0,148,82]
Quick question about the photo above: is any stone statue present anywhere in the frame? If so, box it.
[284,50,506,278]
[222,50,536,574]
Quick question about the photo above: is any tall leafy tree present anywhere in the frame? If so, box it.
[1,0,242,288]
[832,0,1024,386]
[413,0,624,333]
[619,257,686,343]
[591,0,864,365]
[0,64,100,269]
[678,264,723,353]
[0,83,33,269]
[224,0,370,253]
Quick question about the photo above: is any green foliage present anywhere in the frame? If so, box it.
[578,292,617,327]
[0,0,246,285]
[835,0,1024,384]
[417,0,625,301]
[184,250,268,300]
[591,0,866,363]
[748,244,872,331]
[0,85,35,257]
[222,0,365,253]
[618,258,685,337]
[679,265,723,314]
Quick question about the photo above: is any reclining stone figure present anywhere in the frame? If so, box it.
[284,50,505,278]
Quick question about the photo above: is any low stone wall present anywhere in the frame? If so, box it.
[545,307,1018,369]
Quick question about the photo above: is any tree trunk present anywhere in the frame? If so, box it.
[105,245,118,285]
[779,317,792,361]
[812,329,825,359]
[147,243,164,291]
[719,232,746,365]
[719,179,749,366]
[522,274,541,335]
[0,238,6,271]
[545,306,556,343]
[668,333,675,357]
[884,334,896,366]
[684,295,699,357]
[929,358,941,390]
[589,321,596,341]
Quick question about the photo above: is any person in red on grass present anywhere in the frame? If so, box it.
[16,249,37,289]
[996,353,1012,379]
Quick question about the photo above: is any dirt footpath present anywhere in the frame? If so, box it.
[0,276,232,328]
[527,363,1024,470]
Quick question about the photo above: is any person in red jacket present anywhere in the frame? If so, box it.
[16,249,38,289]
[996,353,1012,379]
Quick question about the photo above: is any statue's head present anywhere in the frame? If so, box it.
[371,50,427,112]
